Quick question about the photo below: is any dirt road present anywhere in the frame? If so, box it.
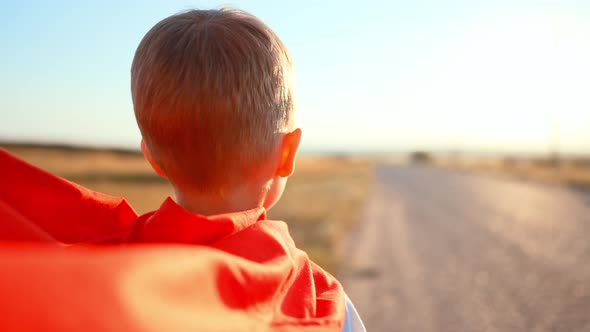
[339,165,590,331]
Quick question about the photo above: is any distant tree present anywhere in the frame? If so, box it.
[410,151,433,164]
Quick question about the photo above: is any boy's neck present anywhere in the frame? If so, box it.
[173,182,269,216]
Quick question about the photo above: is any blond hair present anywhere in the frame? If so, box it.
[131,9,294,192]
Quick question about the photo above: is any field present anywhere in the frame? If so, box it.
[435,155,590,191]
[2,145,373,273]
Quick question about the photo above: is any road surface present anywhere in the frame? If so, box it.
[339,165,590,332]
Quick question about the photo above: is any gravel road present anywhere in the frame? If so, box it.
[339,165,590,332]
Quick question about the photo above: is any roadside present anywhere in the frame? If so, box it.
[433,155,590,192]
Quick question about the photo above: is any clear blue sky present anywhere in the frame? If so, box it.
[1,0,589,154]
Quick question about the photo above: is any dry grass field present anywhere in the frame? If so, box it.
[268,156,374,271]
[2,145,373,273]
[435,155,590,191]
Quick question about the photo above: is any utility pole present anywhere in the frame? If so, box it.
[550,120,561,170]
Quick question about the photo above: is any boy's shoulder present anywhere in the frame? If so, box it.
[119,199,348,329]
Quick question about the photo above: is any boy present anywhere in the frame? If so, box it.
[131,8,365,331]
[0,8,364,332]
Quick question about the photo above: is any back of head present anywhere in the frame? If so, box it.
[131,9,294,194]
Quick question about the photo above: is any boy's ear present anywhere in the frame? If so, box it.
[276,128,302,178]
[141,140,167,179]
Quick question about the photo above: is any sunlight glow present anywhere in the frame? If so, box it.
[392,11,590,153]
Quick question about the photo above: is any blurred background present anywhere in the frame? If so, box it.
[1,0,590,331]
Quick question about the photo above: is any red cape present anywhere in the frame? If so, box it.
[0,148,345,331]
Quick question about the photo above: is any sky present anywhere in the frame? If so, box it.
[1,0,589,154]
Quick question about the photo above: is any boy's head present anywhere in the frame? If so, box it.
[131,9,300,204]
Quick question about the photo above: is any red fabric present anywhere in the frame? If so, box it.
[0,148,137,244]
[0,148,345,331]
